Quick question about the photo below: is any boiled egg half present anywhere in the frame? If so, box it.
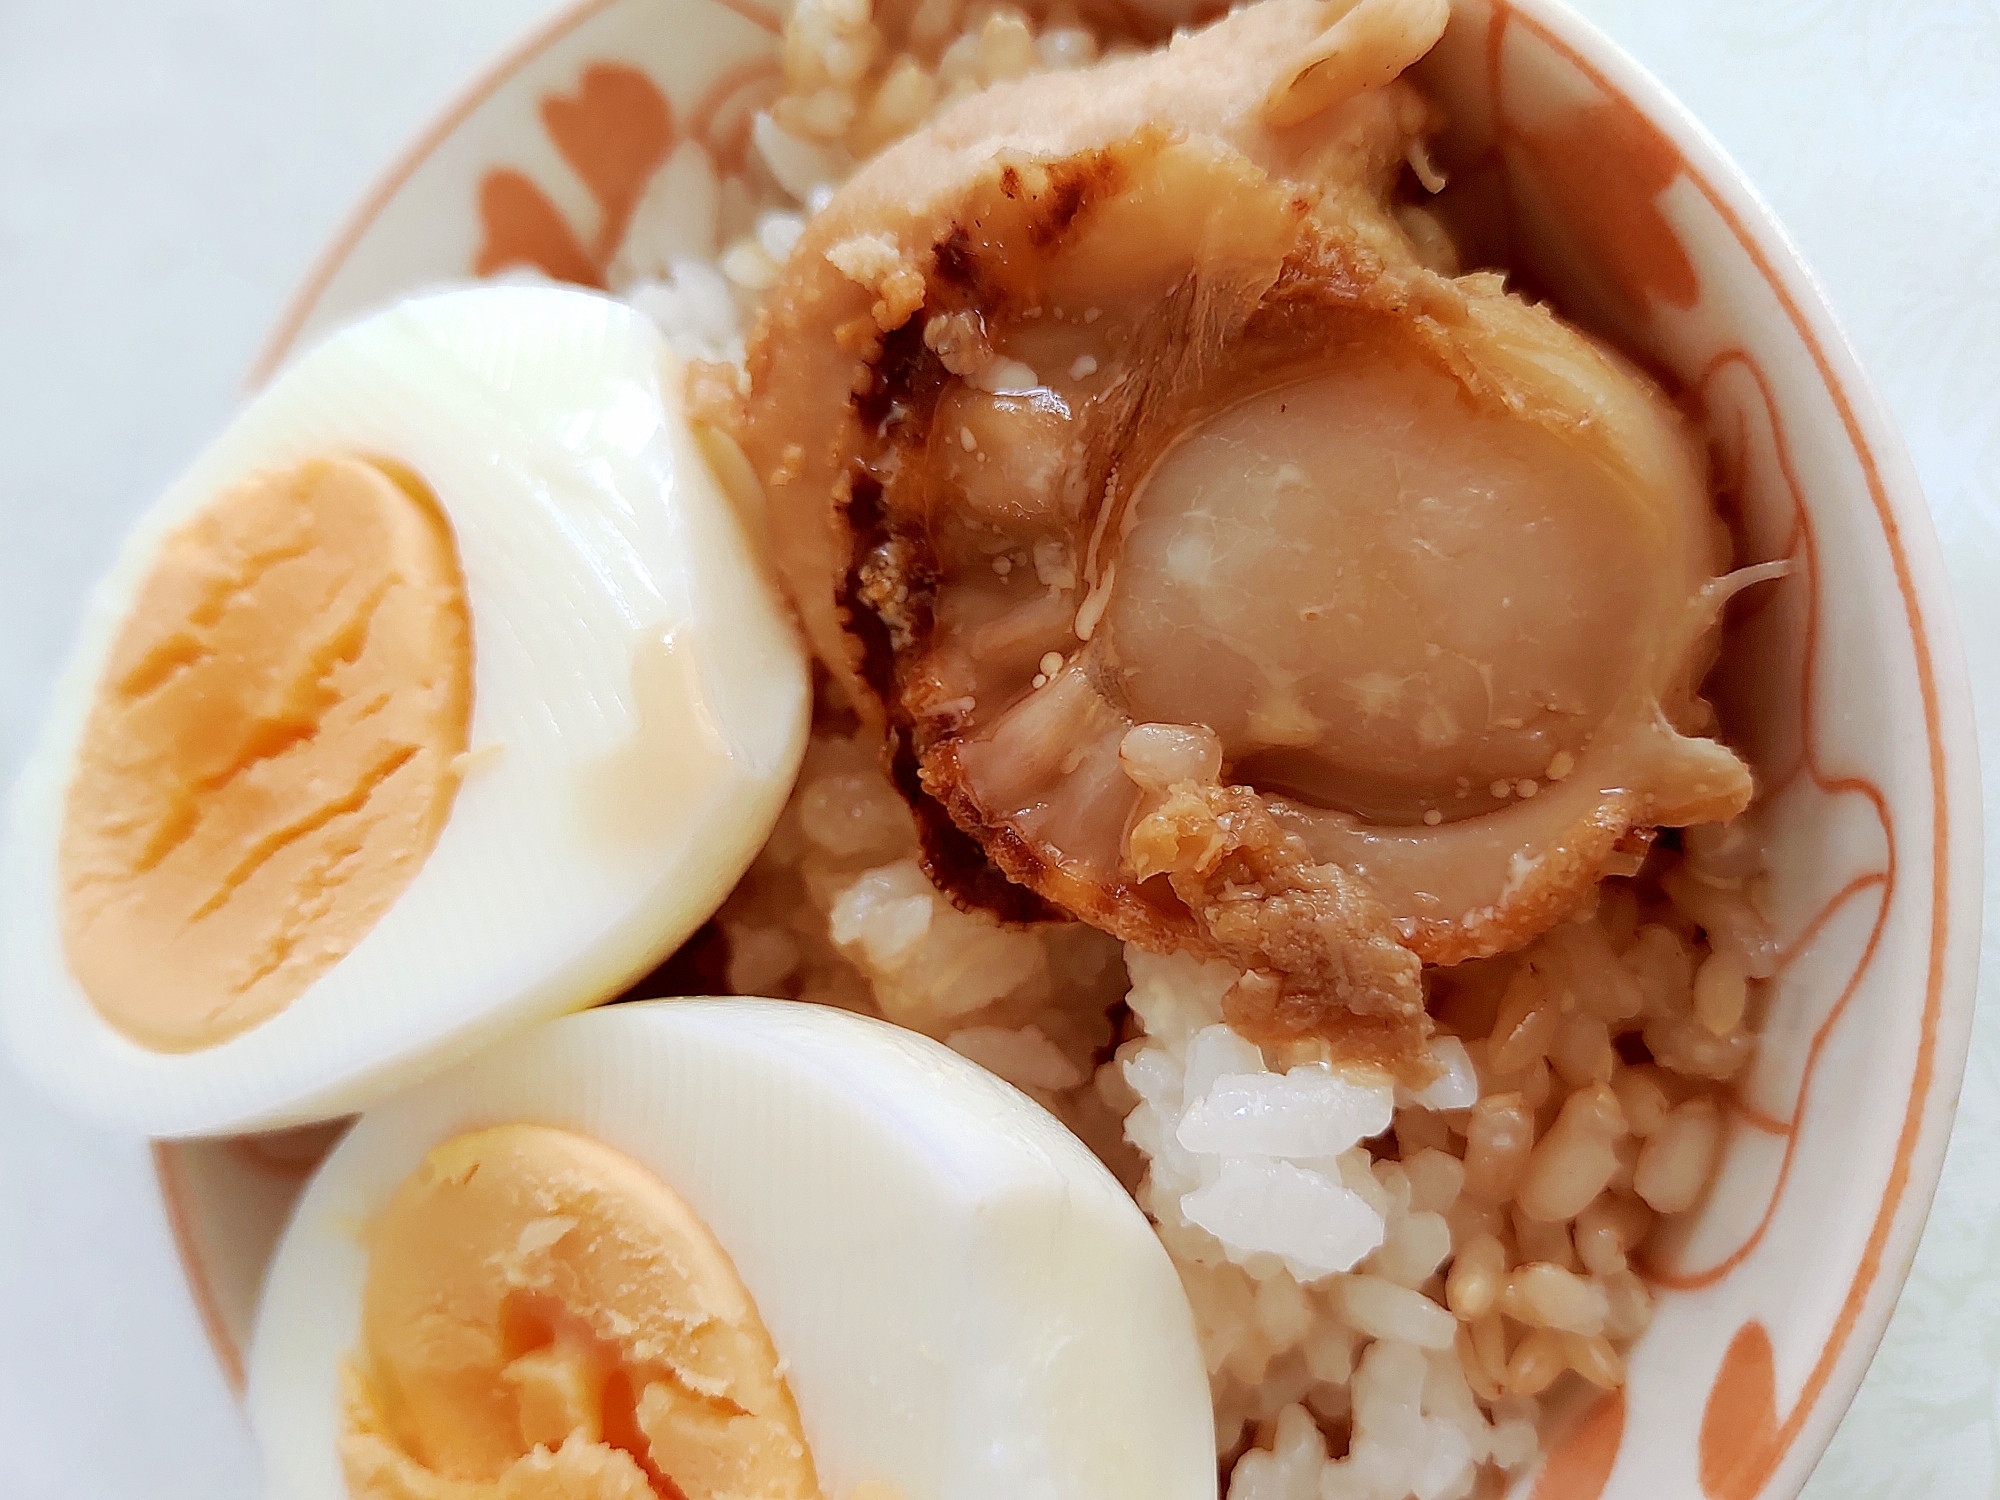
[250,999,1217,1500]
[1,284,808,1135]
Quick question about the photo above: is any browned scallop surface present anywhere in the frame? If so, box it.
[735,0,1754,1077]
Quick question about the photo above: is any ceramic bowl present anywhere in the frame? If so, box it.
[150,1,1983,1496]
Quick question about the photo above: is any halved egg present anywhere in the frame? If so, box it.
[1,284,809,1135]
[249,1000,1216,1500]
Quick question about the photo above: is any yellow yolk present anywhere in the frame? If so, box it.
[58,457,472,1052]
[340,1124,821,1500]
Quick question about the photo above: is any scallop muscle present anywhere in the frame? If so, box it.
[737,0,1753,1077]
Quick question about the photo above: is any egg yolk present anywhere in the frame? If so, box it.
[341,1124,822,1500]
[58,456,472,1051]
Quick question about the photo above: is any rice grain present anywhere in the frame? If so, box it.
[1503,1329,1565,1397]
[1500,1263,1607,1335]
[1462,1092,1534,1201]
[1331,1275,1459,1350]
[1634,1096,1723,1213]
[1562,1332,1624,1390]
[1403,1148,1465,1214]
[1516,1084,1624,1222]
[1444,1233,1506,1320]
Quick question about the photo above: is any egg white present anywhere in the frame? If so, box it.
[0,285,809,1135]
[249,1000,1217,1500]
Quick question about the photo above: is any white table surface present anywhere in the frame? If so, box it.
[0,2,1994,1495]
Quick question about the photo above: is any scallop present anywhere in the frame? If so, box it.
[735,0,1754,1076]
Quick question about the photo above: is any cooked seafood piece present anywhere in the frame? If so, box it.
[736,0,1754,1077]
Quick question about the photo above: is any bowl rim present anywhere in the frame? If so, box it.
[151,1,1984,1495]
[1492,2,1983,1494]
